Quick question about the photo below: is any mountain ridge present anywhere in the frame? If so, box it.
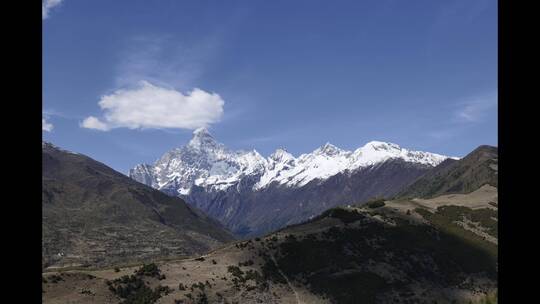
[396,145,498,199]
[42,141,235,269]
[130,128,456,195]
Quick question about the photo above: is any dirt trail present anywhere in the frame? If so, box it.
[268,251,303,304]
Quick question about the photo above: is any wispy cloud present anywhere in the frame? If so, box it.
[81,81,224,131]
[42,117,54,132]
[114,34,222,90]
[454,91,497,123]
[42,0,63,20]
[426,90,497,141]
[82,32,228,133]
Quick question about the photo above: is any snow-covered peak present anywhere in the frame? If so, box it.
[130,134,455,194]
[187,127,223,151]
[193,127,212,137]
[362,141,401,151]
[352,140,449,167]
[314,143,346,156]
[269,148,294,162]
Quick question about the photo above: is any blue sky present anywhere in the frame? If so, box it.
[43,0,497,174]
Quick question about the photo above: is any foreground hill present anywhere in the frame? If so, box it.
[130,128,455,237]
[396,145,498,199]
[43,186,497,303]
[42,142,234,270]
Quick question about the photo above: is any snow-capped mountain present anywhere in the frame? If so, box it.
[130,128,456,237]
[131,128,451,195]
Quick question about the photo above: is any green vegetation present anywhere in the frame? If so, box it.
[227,264,267,291]
[134,263,165,279]
[366,198,386,209]
[318,207,366,223]
[195,292,209,304]
[259,210,497,304]
[416,207,498,255]
[227,265,244,278]
[107,264,172,304]
[259,254,287,285]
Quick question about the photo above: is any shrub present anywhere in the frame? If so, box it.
[367,199,386,209]
[108,273,170,304]
[238,260,254,267]
[135,263,161,278]
[227,265,244,278]
[49,274,64,283]
[196,292,209,304]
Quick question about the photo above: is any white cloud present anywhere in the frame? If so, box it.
[42,118,54,132]
[42,0,63,19]
[81,81,225,131]
[81,116,110,131]
[455,91,497,123]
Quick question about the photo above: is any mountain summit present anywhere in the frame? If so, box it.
[130,132,455,236]
[188,127,221,150]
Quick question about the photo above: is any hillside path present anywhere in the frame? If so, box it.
[268,251,303,304]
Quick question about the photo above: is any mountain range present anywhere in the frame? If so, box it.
[130,128,458,237]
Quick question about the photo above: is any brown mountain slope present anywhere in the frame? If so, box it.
[396,145,498,199]
[42,142,234,270]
